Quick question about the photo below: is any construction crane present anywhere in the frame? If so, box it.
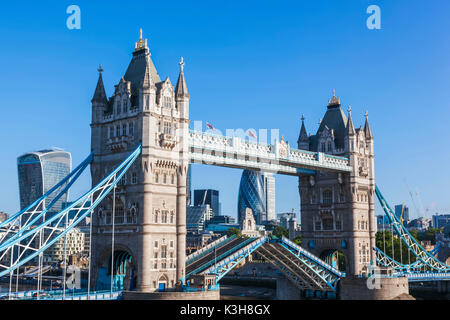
[415,188,428,218]
[404,178,420,220]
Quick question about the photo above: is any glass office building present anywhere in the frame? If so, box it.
[186,204,213,232]
[17,149,72,216]
[238,170,266,224]
[238,170,276,224]
[264,172,276,221]
[193,189,220,217]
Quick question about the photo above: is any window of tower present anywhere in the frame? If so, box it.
[163,173,167,184]
[115,203,125,224]
[161,245,167,258]
[122,99,127,113]
[122,124,127,136]
[109,126,114,138]
[314,220,321,231]
[170,211,174,224]
[327,141,332,152]
[155,172,159,183]
[145,95,150,110]
[321,143,326,153]
[163,96,172,108]
[321,210,333,230]
[131,172,137,184]
[129,122,134,135]
[163,122,171,134]
[322,189,332,204]
[116,124,121,136]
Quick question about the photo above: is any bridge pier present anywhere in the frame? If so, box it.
[338,276,411,300]
[276,276,303,300]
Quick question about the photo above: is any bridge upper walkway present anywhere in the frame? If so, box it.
[188,130,352,175]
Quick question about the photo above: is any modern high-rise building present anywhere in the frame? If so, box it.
[432,214,450,229]
[193,189,220,217]
[263,172,276,221]
[17,149,72,216]
[394,204,409,224]
[186,204,213,232]
[238,170,276,224]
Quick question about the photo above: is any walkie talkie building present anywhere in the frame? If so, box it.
[17,149,72,216]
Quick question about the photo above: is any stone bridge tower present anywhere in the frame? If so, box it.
[297,91,376,276]
[90,30,189,292]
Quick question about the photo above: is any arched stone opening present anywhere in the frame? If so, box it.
[320,249,346,272]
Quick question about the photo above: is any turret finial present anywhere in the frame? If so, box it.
[365,110,369,120]
[301,114,305,122]
[97,64,103,74]
[135,28,148,52]
[348,105,352,114]
[179,57,185,72]
[328,88,340,106]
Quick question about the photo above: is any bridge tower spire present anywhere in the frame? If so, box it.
[297,114,309,150]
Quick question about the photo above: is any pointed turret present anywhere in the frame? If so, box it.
[91,65,107,103]
[297,115,309,149]
[346,105,356,136]
[364,111,373,139]
[124,29,161,94]
[141,61,152,88]
[175,57,189,99]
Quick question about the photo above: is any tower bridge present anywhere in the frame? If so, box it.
[0,30,449,300]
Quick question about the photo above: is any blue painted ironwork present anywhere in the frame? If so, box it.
[187,236,258,279]
[374,185,450,277]
[201,236,268,282]
[186,235,235,266]
[0,145,142,278]
[276,237,343,290]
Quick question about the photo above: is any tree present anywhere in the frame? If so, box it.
[293,235,302,246]
[227,227,242,238]
[376,230,417,264]
[272,226,288,239]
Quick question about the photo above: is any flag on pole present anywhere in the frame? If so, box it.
[206,122,215,130]
[248,129,257,138]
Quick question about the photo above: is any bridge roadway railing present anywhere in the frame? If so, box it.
[396,272,450,282]
[200,236,268,282]
[187,236,257,278]
[0,289,122,300]
[186,235,235,266]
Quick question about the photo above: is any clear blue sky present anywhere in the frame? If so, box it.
[0,1,449,221]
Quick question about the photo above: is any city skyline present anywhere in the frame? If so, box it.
[0,1,450,221]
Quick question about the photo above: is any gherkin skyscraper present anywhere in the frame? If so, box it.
[237,170,267,224]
